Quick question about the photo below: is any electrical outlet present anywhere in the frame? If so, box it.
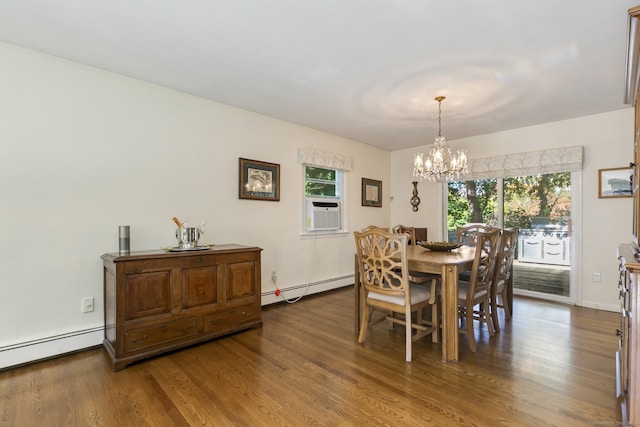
[271,271,277,284]
[81,297,94,313]
[592,272,601,283]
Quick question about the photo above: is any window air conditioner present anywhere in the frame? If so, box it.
[307,201,341,231]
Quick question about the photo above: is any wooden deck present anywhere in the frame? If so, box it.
[513,260,570,296]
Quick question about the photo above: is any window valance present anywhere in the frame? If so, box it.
[298,147,352,171]
[466,145,583,180]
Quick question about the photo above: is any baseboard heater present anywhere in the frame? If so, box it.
[261,274,353,306]
[0,326,103,370]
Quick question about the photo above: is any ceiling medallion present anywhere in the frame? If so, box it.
[413,96,468,182]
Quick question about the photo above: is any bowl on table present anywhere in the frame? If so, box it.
[417,241,462,252]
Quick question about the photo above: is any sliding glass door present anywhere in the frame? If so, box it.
[447,172,572,300]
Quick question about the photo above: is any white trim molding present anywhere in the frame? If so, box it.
[261,275,353,305]
[0,326,103,370]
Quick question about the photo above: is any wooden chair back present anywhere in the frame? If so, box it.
[457,224,498,246]
[353,228,438,361]
[493,228,519,292]
[491,227,518,331]
[415,227,428,243]
[466,228,501,303]
[354,229,409,302]
[363,225,389,232]
[457,224,481,246]
[392,225,417,245]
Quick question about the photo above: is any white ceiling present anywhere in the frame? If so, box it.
[0,1,636,151]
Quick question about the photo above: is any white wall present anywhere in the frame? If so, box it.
[391,108,634,311]
[0,42,390,366]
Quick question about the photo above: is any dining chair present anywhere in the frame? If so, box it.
[456,224,499,282]
[392,225,440,284]
[457,223,499,246]
[354,228,439,362]
[457,228,501,352]
[490,227,518,332]
[392,225,417,244]
[363,225,388,231]
[415,227,428,243]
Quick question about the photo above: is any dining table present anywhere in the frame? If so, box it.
[354,244,482,363]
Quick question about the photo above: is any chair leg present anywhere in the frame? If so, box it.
[466,309,477,352]
[358,304,371,344]
[431,303,439,343]
[405,308,412,362]
[485,298,495,337]
[491,297,501,332]
[502,289,512,318]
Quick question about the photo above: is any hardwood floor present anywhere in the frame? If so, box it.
[0,287,621,426]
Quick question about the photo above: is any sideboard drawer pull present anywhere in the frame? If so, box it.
[179,324,196,333]
[132,334,148,343]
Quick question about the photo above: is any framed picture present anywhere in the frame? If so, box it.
[361,178,382,207]
[239,158,280,201]
[598,167,633,198]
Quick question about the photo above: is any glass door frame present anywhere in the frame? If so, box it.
[441,170,582,305]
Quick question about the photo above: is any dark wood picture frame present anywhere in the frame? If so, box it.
[598,167,632,198]
[239,158,280,201]
[361,178,382,207]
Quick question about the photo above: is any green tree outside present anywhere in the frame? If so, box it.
[447,172,571,233]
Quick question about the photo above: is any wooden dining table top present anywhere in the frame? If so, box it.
[405,244,475,274]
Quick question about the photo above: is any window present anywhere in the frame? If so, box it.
[303,165,346,234]
[305,166,340,198]
[298,147,351,235]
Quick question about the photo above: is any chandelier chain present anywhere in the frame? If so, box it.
[437,98,442,138]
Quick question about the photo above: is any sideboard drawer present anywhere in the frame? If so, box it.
[204,304,259,333]
[124,317,200,352]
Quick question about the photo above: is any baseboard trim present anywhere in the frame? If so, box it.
[579,301,621,313]
[261,275,354,306]
[0,326,103,370]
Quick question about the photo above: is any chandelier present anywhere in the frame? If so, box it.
[413,96,468,182]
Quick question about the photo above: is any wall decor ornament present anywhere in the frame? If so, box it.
[410,181,420,212]
[239,158,280,201]
[361,178,382,207]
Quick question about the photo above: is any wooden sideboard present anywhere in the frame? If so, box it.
[617,244,640,426]
[101,244,262,371]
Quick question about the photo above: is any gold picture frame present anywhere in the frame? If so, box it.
[598,167,632,198]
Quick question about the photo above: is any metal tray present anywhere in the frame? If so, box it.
[162,245,215,252]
